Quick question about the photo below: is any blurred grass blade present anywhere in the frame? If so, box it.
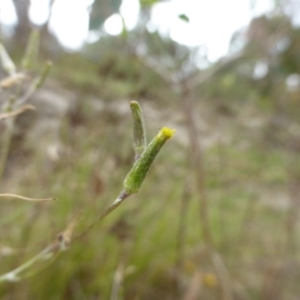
[0,43,16,75]
[0,105,35,120]
[121,15,128,40]
[130,101,147,160]
[21,29,40,70]
[35,61,53,89]
[0,193,57,202]
[123,127,175,194]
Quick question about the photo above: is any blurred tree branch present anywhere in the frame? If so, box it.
[11,0,31,45]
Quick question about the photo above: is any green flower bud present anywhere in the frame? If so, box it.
[130,101,147,160]
[123,127,175,194]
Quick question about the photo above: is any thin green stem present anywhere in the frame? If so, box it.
[0,118,14,182]
[73,191,129,241]
[0,243,59,282]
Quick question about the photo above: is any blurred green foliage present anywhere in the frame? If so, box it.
[1,1,300,299]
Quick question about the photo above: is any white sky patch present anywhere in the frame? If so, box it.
[252,0,274,15]
[0,0,274,60]
[29,0,50,26]
[120,0,140,30]
[104,14,123,36]
[0,0,17,25]
[150,0,273,61]
[49,0,91,49]
[286,73,300,91]
[253,61,269,79]
[103,0,140,36]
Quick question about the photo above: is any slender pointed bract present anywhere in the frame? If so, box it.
[130,101,147,160]
[0,44,16,75]
[35,61,53,89]
[22,29,40,70]
[123,127,175,195]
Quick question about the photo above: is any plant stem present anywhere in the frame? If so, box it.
[0,118,14,182]
[73,191,129,241]
[175,182,192,298]
[0,243,59,282]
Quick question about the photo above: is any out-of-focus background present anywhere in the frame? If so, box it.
[1,0,300,299]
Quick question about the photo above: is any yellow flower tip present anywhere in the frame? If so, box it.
[161,127,175,139]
